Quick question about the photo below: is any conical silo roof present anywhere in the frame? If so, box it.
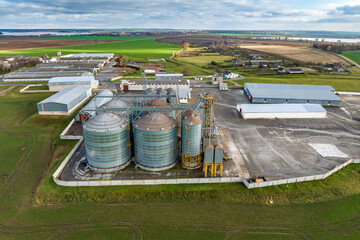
[103,98,131,109]
[215,144,223,149]
[134,112,175,132]
[84,112,127,132]
[183,115,202,125]
[144,98,171,108]
[182,109,200,118]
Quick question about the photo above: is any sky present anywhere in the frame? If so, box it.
[0,0,360,31]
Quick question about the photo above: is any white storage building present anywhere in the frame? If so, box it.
[37,86,92,115]
[237,104,327,119]
[48,76,99,91]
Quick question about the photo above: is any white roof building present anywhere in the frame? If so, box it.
[48,76,99,92]
[237,104,327,119]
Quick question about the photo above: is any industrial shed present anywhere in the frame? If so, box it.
[244,83,342,106]
[155,73,183,81]
[37,86,92,115]
[237,104,327,119]
[48,76,99,91]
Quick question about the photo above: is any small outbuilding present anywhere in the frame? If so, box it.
[37,86,92,115]
[237,104,327,119]
[219,83,228,91]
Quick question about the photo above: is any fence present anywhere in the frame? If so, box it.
[243,159,360,189]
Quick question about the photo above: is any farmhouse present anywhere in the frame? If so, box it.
[212,72,224,84]
[287,68,304,74]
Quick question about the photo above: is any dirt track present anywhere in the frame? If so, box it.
[0,39,121,51]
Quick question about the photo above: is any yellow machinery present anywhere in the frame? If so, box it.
[199,94,223,177]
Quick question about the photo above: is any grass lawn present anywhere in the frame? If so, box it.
[27,85,49,90]
[1,74,360,239]
[0,38,180,60]
[342,51,360,65]
[235,73,360,92]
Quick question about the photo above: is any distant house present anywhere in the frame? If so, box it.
[332,66,346,73]
[287,68,304,74]
[212,73,224,85]
[268,64,279,69]
[278,67,287,74]
[223,70,239,79]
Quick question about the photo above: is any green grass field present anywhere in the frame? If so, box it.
[0,38,180,59]
[1,87,360,239]
[343,51,360,65]
[41,36,150,40]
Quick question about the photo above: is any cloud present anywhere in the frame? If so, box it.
[0,0,359,31]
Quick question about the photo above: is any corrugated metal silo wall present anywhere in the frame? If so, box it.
[84,127,129,169]
[214,147,224,163]
[181,121,202,156]
[134,128,177,168]
[204,147,214,164]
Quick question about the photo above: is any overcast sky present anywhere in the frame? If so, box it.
[1,0,360,31]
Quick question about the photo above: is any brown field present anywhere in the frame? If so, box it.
[0,37,121,51]
[240,44,347,64]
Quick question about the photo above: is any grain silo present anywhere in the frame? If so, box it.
[181,109,200,121]
[181,115,202,169]
[146,88,157,96]
[143,99,175,118]
[157,88,168,101]
[133,112,177,171]
[203,145,214,177]
[83,112,130,172]
[167,88,177,105]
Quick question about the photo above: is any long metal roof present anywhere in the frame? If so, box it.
[237,104,327,113]
[245,83,340,101]
[61,53,114,58]
[48,76,96,84]
[245,83,335,91]
[38,86,91,105]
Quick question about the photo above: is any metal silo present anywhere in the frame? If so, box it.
[103,98,131,118]
[203,145,214,177]
[181,109,200,121]
[167,88,177,104]
[181,115,202,169]
[143,99,175,119]
[133,112,177,171]
[83,112,130,172]
[157,88,168,101]
[146,88,156,97]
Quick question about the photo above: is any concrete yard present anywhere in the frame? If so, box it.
[195,88,360,181]
[58,87,360,183]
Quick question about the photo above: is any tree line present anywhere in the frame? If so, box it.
[312,42,360,54]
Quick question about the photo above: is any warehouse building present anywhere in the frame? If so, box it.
[60,53,114,61]
[237,104,327,119]
[244,83,342,106]
[3,71,91,82]
[37,86,92,115]
[48,76,99,91]
[155,73,183,81]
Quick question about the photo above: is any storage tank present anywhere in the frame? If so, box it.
[102,98,131,117]
[83,112,130,172]
[133,112,177,171]
[181,109,200,121]
[181,115,202,169]
[214,144,224,163]
[143,98,175,118]
[146,88,156,96]
[167,88,177,104]
[157,88,168,101]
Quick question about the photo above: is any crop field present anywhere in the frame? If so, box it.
[343,51,360,65]
[0,38,180,59]
[240,44,348,64]
[42,36,150,40]
[177,55,233,67]
[0,87,360,239]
